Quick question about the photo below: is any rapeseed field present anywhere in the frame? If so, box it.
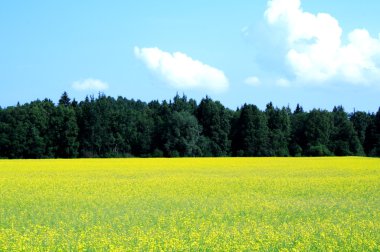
[0,157,379,251]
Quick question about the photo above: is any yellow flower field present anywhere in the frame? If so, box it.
[0,157,379,251]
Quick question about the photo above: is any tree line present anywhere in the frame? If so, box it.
[0,92,379,158]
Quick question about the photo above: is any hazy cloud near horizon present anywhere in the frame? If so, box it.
[72,79,109,91]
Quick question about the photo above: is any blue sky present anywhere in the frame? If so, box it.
[1,0,380,111]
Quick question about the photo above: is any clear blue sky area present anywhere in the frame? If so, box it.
[1,0,380,112]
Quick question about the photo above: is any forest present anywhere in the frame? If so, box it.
[0,92,379,158]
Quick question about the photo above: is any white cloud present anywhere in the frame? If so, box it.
[134,47,229,92]
[244,76,261,86]
[265,0,380,85]
[276,78,290,87]
[72,78,109,91]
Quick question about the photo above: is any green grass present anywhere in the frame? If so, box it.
[0,157,379,251]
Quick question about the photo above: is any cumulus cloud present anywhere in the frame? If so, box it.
[72,78,109,91]
[244,76,261,86]
[265,0,380,84]
[134,47,229,92]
